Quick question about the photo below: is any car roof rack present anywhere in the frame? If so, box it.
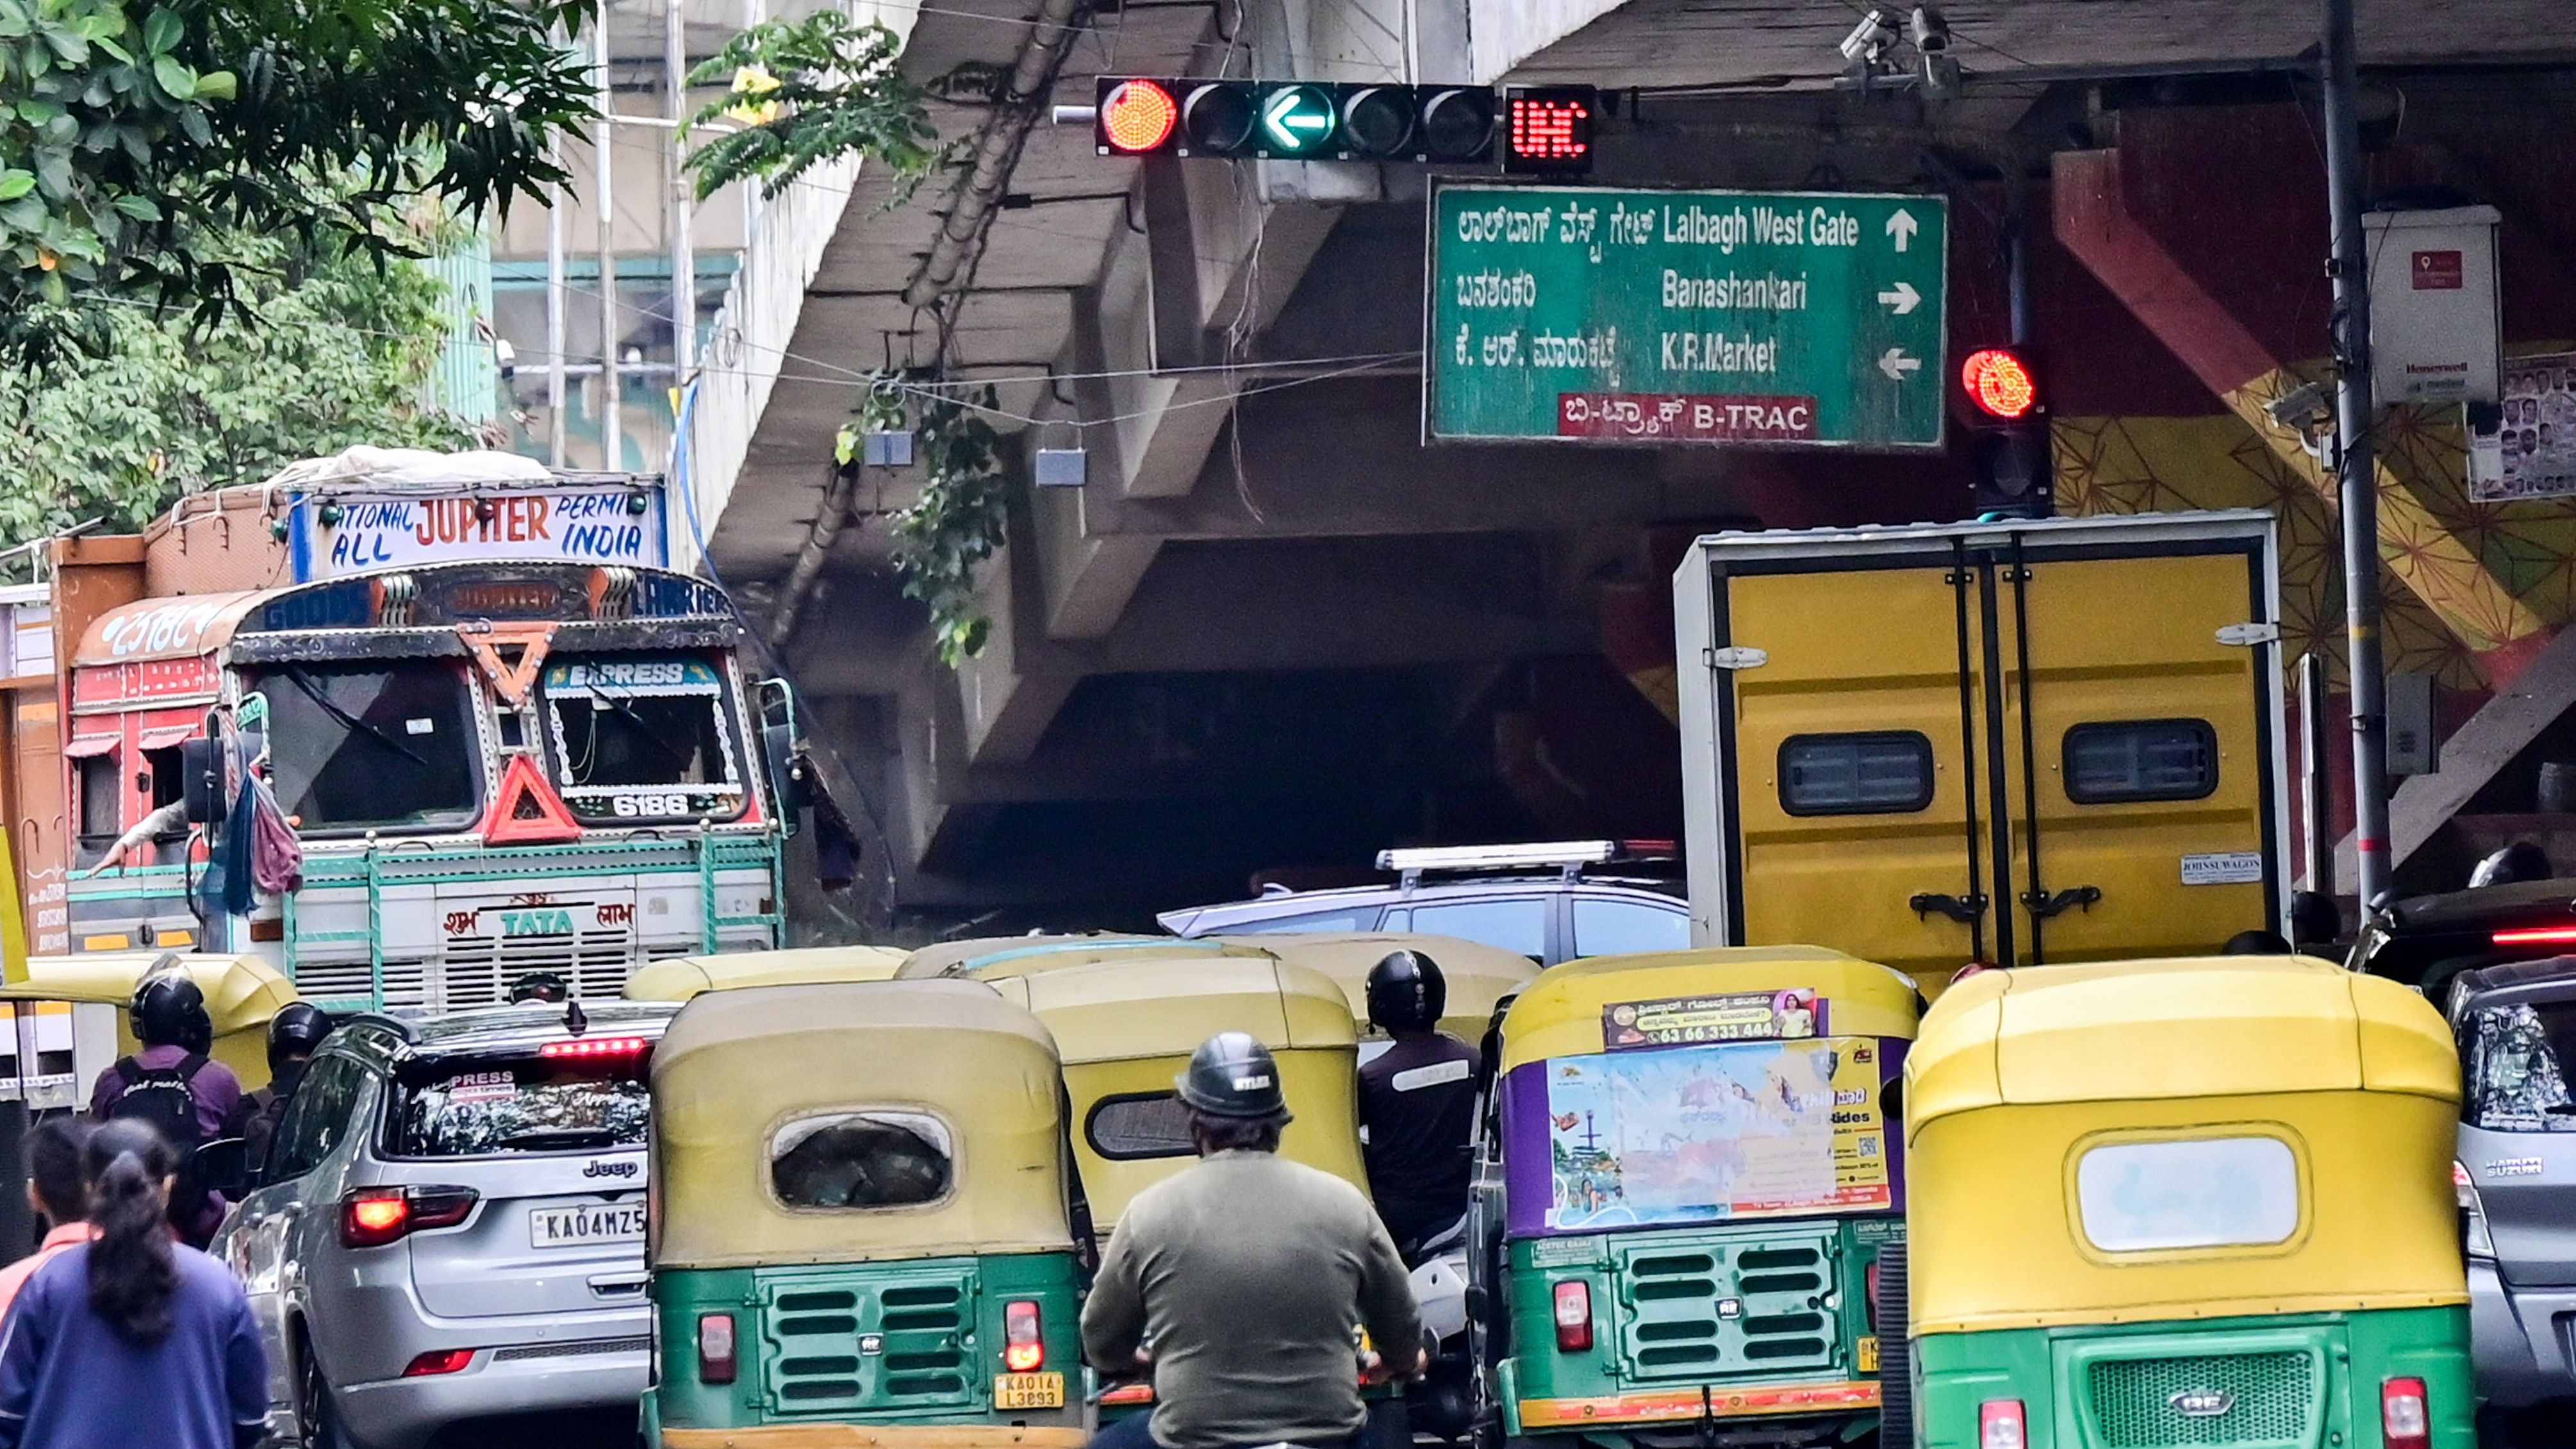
[1373,840,1677,888]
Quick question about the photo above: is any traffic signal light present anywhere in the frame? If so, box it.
[1093,79,1519,166]
[1958,346,2052,518]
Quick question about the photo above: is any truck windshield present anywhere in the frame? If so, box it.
[1530,1035,1893,1230]
[540,655,741,823]
[250,661,480,832]
[2466,1000,2576,1132]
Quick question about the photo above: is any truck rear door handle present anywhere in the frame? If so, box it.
[1908,892,1988,923]
[2020,886,2101,920]
[588,1272,648,1296]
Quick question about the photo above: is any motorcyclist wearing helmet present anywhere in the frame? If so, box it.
[241,1002,331,1171]
[88,974,247,1147]
[1357,949,1481,1255]
[1082,1032,1422,1449]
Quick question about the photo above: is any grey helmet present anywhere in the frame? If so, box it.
[1175,1031,1291,1122]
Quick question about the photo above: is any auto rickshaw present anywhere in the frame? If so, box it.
[896,933,1274,981]
[1476,946,1919,1449]
[0,949,299,1091]
[1888,955,2472,1449]
[622,943,909,1002]
[646,979,1089,1449]
[1228,932,1537,1045]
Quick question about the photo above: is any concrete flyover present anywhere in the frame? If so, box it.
[679,0,2576,927]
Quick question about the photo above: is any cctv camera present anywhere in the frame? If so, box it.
[1838,9,1895,63]
[2262,379,2333,436]
[1907,6,1949,54]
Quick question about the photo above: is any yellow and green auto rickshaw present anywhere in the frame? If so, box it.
[1478,946,1919,1449]
[896,934,1271,982]
[1888,954,2472,1449]
[646,979,1089,1449]
[622,944,909,1002]
[0,948,299,1091]
[1230,932,1538,1045]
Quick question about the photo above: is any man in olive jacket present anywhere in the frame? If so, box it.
[1082,1032,1423,1449]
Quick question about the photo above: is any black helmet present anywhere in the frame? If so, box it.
[131,973,211,1049]
[266,1002,332,1073]
[508,972,570,1004]
[1174,1032,1291,1122]
[1365,949,1447,1034]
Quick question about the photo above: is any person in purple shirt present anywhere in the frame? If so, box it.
[87,977,247,1147]
[0,1120,269,1449]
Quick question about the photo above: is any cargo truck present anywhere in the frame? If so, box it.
[1672,511,2290,989]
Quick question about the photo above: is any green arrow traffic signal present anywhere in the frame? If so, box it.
[1259,85,1335,155]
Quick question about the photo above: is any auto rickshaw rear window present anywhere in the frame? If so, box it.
[2063,718,2218,804]
[1778,731,1934,815]
[1086,1091,1196,1160]
[2074,1134,2300,1252]
[2464,1000,2576,1131]
[388,1052,650,1157]
[770,1111,953,1209]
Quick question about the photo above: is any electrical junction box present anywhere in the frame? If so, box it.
[2365,205,2501,408]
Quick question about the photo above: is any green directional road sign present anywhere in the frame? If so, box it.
[1426,184,1949,449]
[1260,85,1335,154]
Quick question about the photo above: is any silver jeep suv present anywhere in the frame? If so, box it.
[211,1000,675,1449]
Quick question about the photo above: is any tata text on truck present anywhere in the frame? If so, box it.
[1671,511,2291,991]
[19,449,793,1012]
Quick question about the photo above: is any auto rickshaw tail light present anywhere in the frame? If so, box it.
[1978,1399,2026,1449]
[2381,1377,2429,1449]
[698,1312,738,1384]
[1552,1280,1592,1352]
[1004,1299,1046,1371]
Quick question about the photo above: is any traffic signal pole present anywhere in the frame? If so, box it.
[2322,0,2392,910]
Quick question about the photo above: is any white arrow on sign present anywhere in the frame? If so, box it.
[1885,208,1919,253]
[1878,347,1922,381]
[1876,281,1921,315]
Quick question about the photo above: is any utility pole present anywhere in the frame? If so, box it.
[2322,0,2390,909]
[666,0,696,388]
[545,121,569,469]
[595,0,622,470]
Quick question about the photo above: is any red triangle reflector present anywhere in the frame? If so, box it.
[479,752,583,845]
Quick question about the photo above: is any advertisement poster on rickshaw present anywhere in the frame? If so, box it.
[1601,989,1823,1050]
[1544,1037,1887,1230]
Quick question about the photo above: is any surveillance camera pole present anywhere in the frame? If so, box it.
[2322,0,2391,911]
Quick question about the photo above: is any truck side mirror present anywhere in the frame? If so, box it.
[763,723,813,825]
[179,738,224,825]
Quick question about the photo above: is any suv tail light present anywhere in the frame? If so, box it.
[340,1186,478,1247]
[402,1348,475,1377]
[541,1036,651,1059]
[698,1312,738,1384]
[2456,1161,2496,1259]
[2381,1377,2429,1449]
[1003,1299,1044,1371]
[1979,1400,2027,1449]
[1552,1280,1592,1352]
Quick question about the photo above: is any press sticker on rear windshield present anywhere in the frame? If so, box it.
[445,1071,520,1105]
[1603,989,1822,1050]
[2180,851,2265,886]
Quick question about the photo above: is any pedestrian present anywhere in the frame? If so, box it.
[91,975,249,1246]
[0,1121,96,1323]
[241,1004,331,1174]
[0,1120,268,1449]
[1356,949,1482,1255]
[1082,1032,1422,1449]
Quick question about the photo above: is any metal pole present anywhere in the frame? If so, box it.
[545,122,569,468]
[595,0,622,470]
[2323,0,2390,908]
[666,0,696,386]
[742,0,764,243]
[2300,651,2334,898]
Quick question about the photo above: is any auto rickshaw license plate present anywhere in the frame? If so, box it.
[995,1372,1066,1409]
[1856,1336,1879,1374]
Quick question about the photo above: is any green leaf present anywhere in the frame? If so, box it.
[150,53,192,99]
[142,8,178,54]
[107,193,156,220]
[192,68,233,101]
[0,171,30,201]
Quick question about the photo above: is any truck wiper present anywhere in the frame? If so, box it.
[584,685,695,774]
[282,667,429,767]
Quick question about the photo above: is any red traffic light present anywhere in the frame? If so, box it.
[1503,86,1594,174]
[1099,79,1178,154]
[1960,347,2040,420]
